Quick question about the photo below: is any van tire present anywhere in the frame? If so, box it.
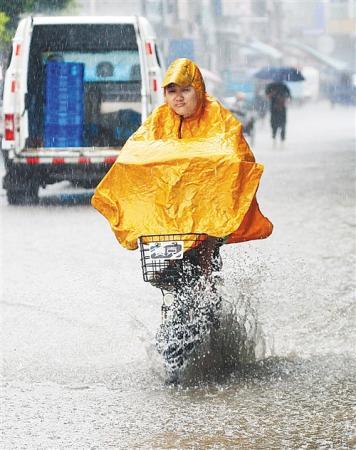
[3,163,40,205]
[7,185,39,205]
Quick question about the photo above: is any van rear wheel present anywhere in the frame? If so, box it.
[4,166,40,205]
[6,183,39,205]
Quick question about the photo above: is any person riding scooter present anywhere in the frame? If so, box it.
[91,58,273,381]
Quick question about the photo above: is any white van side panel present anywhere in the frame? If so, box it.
[17,18,33,151]
[136,16,164,117]
[2,18,32,152]
[138,17,164,110]
[134,17,149,121]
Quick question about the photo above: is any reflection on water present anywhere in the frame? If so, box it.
[38,183,93,206]
[39,191,93,207]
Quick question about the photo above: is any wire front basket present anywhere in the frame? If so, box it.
[138,233,207,287]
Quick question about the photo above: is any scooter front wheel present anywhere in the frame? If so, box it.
[156,282,222,383]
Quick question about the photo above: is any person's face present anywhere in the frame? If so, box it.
[164,84,199,118]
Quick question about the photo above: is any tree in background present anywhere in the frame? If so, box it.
[0,0,73,51]
[0,11,11,51]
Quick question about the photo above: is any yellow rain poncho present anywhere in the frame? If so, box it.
[92,58,273,250]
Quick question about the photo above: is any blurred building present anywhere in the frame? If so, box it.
[75,0,142,16]
[74,0,279,95]
[73,0,354,97]
[281,0,355,68]
[74,0,273,66]
[326,0,355,69]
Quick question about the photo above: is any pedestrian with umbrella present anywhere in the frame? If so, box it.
[265,81,291,145]
[254,66,304,146]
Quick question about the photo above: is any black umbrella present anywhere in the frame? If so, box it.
[254,66,305,82]
[265,81,291,95]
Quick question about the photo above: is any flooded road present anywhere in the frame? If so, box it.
[1,101,355,448]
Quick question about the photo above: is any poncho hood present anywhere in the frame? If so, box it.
[162,58,206,114]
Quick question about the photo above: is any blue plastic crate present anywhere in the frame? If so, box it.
[44,136,83,148]
[46,105,82,116]
[46,91,83,110]
[45,123,83,148]
[47,86,83,95]
[46,61,84,77]
[44,61,84,148]
[45,123,82,137]
[47,73,83,81]
[45,62,84,100]
[45,70,84,98]
[46,98,83,111]
[45,112,83,126]
[46,83,83,97]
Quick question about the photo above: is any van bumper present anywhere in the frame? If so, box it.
[2,148,120,188]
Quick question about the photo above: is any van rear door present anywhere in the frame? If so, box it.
[137,16,164,112]
[18,18,34,152]
[2,17,33,153]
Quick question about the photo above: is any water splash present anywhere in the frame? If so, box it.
[178,275,266,385]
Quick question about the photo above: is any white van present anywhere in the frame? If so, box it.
[2,16,164,204]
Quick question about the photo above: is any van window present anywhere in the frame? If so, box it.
[31,24,138,52]
[27,24,142,148]
[41,50,141,83]
[28,24,140,89]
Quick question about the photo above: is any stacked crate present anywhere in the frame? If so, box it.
[44,61,84,148]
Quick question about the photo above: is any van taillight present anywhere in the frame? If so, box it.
[153,79,158,91]
[104,156,117,164]
[145,42,153,55]
[5,114,15,141]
